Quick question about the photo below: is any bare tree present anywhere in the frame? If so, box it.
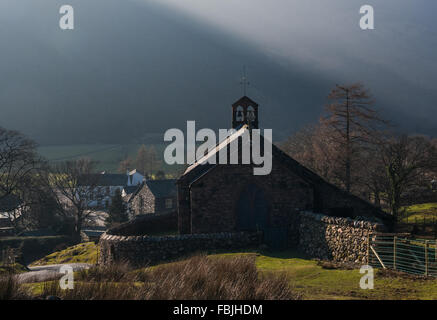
[0,127,39,201]
[381,135,437,219]
[15,168,65,233]
[118,157,133,173]
[281,124,340,182]
[135,144,161,178]
[49,158,99,239]
[322,83,388,192]
[136,144,148,176]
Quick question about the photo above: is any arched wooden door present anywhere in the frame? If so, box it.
[236,184,269,231]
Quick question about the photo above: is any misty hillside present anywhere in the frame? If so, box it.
[0,0,436,145]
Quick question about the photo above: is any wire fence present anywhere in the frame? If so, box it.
[369,234,437,277]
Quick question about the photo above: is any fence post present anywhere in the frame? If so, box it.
[435,240,437,263]
[367,234,370,264]
[425,240,429,277]
[393,236,397,270]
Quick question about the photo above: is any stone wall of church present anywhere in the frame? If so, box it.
[188,159,314,244]
[178,153,389,239]
[99,231,262,267]
[298,211,385,264]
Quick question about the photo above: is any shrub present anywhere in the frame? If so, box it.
[41,255,299,300]
[77,261,132,282]
[0,274,30,300]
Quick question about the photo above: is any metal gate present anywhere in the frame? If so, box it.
[369,233,437,277]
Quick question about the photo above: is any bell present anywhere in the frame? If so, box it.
[247,111,255,121]
[237,110,243,119]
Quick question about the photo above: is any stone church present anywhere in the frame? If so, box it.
[176,96,389,246]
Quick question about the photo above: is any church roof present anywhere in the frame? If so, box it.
[232,96,259,107]
[178,124,321,186]
[182,124,249,178]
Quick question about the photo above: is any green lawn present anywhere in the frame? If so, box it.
[400,203,437,224]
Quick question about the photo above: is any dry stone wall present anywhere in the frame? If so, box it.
[298,211,385,264]
[99,231,262,267]
[99,210,387,267]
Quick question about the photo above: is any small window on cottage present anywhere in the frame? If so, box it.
[165,198,173,209]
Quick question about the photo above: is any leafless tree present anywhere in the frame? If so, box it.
[135,144,161,178]
[118,157,133,173]
[281,124,339,182]
[322,83,388,192]
[381,135,437,219]
[0,127,39,201]
[49,158,99,239]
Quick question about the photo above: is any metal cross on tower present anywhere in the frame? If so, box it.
[240,66,250,96]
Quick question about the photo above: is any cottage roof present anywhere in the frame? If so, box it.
[123,186,139,195]
[145,179,177,198]
[0,194,22,212]
[129,179,177,202]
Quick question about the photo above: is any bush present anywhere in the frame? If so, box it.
[77,261,132,282]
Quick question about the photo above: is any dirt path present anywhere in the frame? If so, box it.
[17,263,92,283]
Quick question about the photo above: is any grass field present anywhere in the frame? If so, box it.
[25,244,437,300]
[0,263,27,275]
[29,242,98,266]
[400,203,437,224]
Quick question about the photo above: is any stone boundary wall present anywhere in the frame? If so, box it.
[298,211,386,264]
[99,231,262,267]
[108,211,177,236]
[99,210,387,267]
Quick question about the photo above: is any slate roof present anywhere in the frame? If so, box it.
[145,179,177,198]
[178,124,251,184]
[232,96,259,108]
[0,194,22,212]
[123,186,139,195]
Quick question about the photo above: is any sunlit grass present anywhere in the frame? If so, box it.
[29,242,98,266]
[400,203,437,224]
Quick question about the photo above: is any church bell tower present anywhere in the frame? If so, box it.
[232,96,259,129]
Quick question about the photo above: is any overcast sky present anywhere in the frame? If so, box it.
[0,0,436,144]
